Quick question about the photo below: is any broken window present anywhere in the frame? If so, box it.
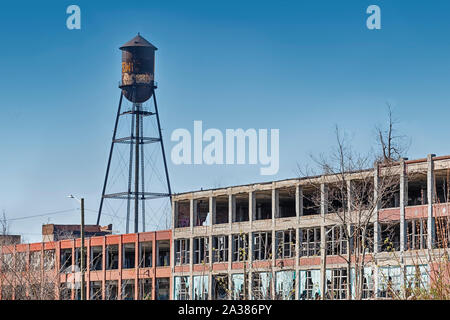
[174,276,190,300]
[139,241,152,268]
[407,219,428,250]
[192,275,208,300]
[275,270,295,300]
[378,265,402,298]
[139,279,152,300]
[74,283,86,300]
[215,195,229,224]
[156,278,169,300]
[43,249,55,271]
[122,279,135,300]
[435,216,450,248]
[30,251,41,271]
[351,224,374,254]
[175,239,190,265]
[299,269,320,300]
[276,229,295,259]
[60,248,72,273]
[255,191,272,220]
[193,237,209,264]
[123,243,135,269]
[235,193,249,222]
[105,280,118,300]
[327,182,347,214]
[90,281,102,300]
[303,187,320,215]
[90,246,103,271]
[279,187,296,218]
[175,200,190,228]
[435,169,450,204]
[59,282,71,300]
[405,265,429,294]
[380,222,400,252]
[381,177,400,209]
[326,268,347,300]
[252,272,272,300]
[195,198,210,226]
[407,173,428,206]
[157,240,170,266]
[232,233,248,262]
[106,245,119,270]
[300,227,321,257]
[74,247,87,271]
[15,251,27,272]
[326,226,347,256]
[231,274,246,300]
[212,275,228,300]
[212,235,229,263]
[253,231,272,261]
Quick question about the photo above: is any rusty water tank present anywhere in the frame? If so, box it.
[119,33,157,103]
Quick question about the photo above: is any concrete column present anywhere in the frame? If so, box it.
[400,159,408,252]
[208,235,213,267]
[427,154,436,249]
[229,193,234,227]
[208,272,212,300]
[209,196,216,225]
[190,199,194,232]
[373,163,380,254]
[249,191,255,227]
[272,186,279,223]
[228,234,232,270]
[296,185,303,220]
[272,229,276,267]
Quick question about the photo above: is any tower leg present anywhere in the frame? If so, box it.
[126,104,136,234]
[134,103,141,233]
[97,93,123,225]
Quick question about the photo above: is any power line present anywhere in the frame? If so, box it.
[3,209,76,222]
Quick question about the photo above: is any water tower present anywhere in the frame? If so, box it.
[97,34,171,233]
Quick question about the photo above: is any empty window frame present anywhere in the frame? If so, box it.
[212,235,229,263]
[195,198,210,226]
[303,187,320,215]
[174,276,190,300]
[122,243,136,269]
[192,275,208,300]
[59,282,71,300]
[15,251,27,272]
[351,224,374,254]
[215,195,229,224]
[212,275,228,300]
[253,231,272,261]
[231,274,246,300]
[90,246,103,271]
[326,226,347,256]
[407,219,428,250]
[326,268,348,300]
[381,178,400,209]
[252,272,272,300]
[122,279,135,300]
[139,241,152,268]
[60,248,72,272]
[156,278,170,300]
[435,217,450,248]
[157,240,170,266]
[300,227,321,257]
[176,201,190,228]
[380,222,400,252]
[255,191,272,220]
[275,270,295,300]
[435,170,450,204]
[407,175,428,206]
[139,279,152,300]
[235,193,249,222]
[106,245,119,270]
[193,237,209,264]
[175,239,190,265]
[29,251,41,271]
[105,280,118,300]
[275,229,296,259]
[90,281,102,300]
[74,247,87,271]
[232,233,248,262]
[278,187,296,218]
[299,269,320,300]
[43,249,55,271]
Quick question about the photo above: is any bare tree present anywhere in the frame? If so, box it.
[375,103,410,164]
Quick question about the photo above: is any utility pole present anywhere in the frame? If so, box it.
[80,197,85,300]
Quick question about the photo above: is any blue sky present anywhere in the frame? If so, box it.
[1,0,450,241]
